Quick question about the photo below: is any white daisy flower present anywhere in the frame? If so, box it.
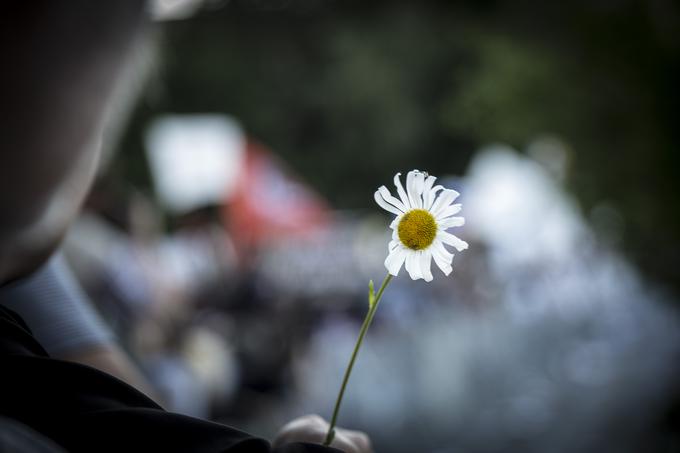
[374,170,468,282]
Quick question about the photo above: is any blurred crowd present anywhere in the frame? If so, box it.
[62,134,680,452]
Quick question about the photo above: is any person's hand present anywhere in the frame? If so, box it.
[273,414,372,453]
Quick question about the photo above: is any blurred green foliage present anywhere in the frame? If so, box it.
[116,0,680,292]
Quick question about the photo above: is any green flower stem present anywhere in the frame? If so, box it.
[323,273,393,447]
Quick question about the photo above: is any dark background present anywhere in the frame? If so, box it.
[115,0,680,295]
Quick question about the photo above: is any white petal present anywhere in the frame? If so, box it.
[374,189,402,216]
[430,189,460,218]
[438,230,469,251]
[423,175,437,197]
[436,203,462,220]
[405,252,422,280]
[433,238,453,261]
[404,252,413,278]
[424,185,443,210]
[413,251,426,280]
[388,239,399,252]
[406,171,420,209]
[378,186,406,213]
[389,215,402,230]
[420,249,433,282]
[438,216,465,229]
[431,241,453,276]
[384,247,407,276]
[414,171,426,206]
[393,173,411,210]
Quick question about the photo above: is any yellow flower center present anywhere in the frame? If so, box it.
[397,209,437,250]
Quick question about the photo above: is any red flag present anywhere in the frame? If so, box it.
[224,141,330,253]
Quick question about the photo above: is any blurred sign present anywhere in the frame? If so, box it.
[145,115,245,214]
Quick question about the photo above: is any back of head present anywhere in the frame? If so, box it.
[0,0,149,284]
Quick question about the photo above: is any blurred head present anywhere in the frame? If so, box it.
[0,1,149,284]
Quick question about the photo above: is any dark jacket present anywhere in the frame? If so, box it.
[0,306,339,453]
